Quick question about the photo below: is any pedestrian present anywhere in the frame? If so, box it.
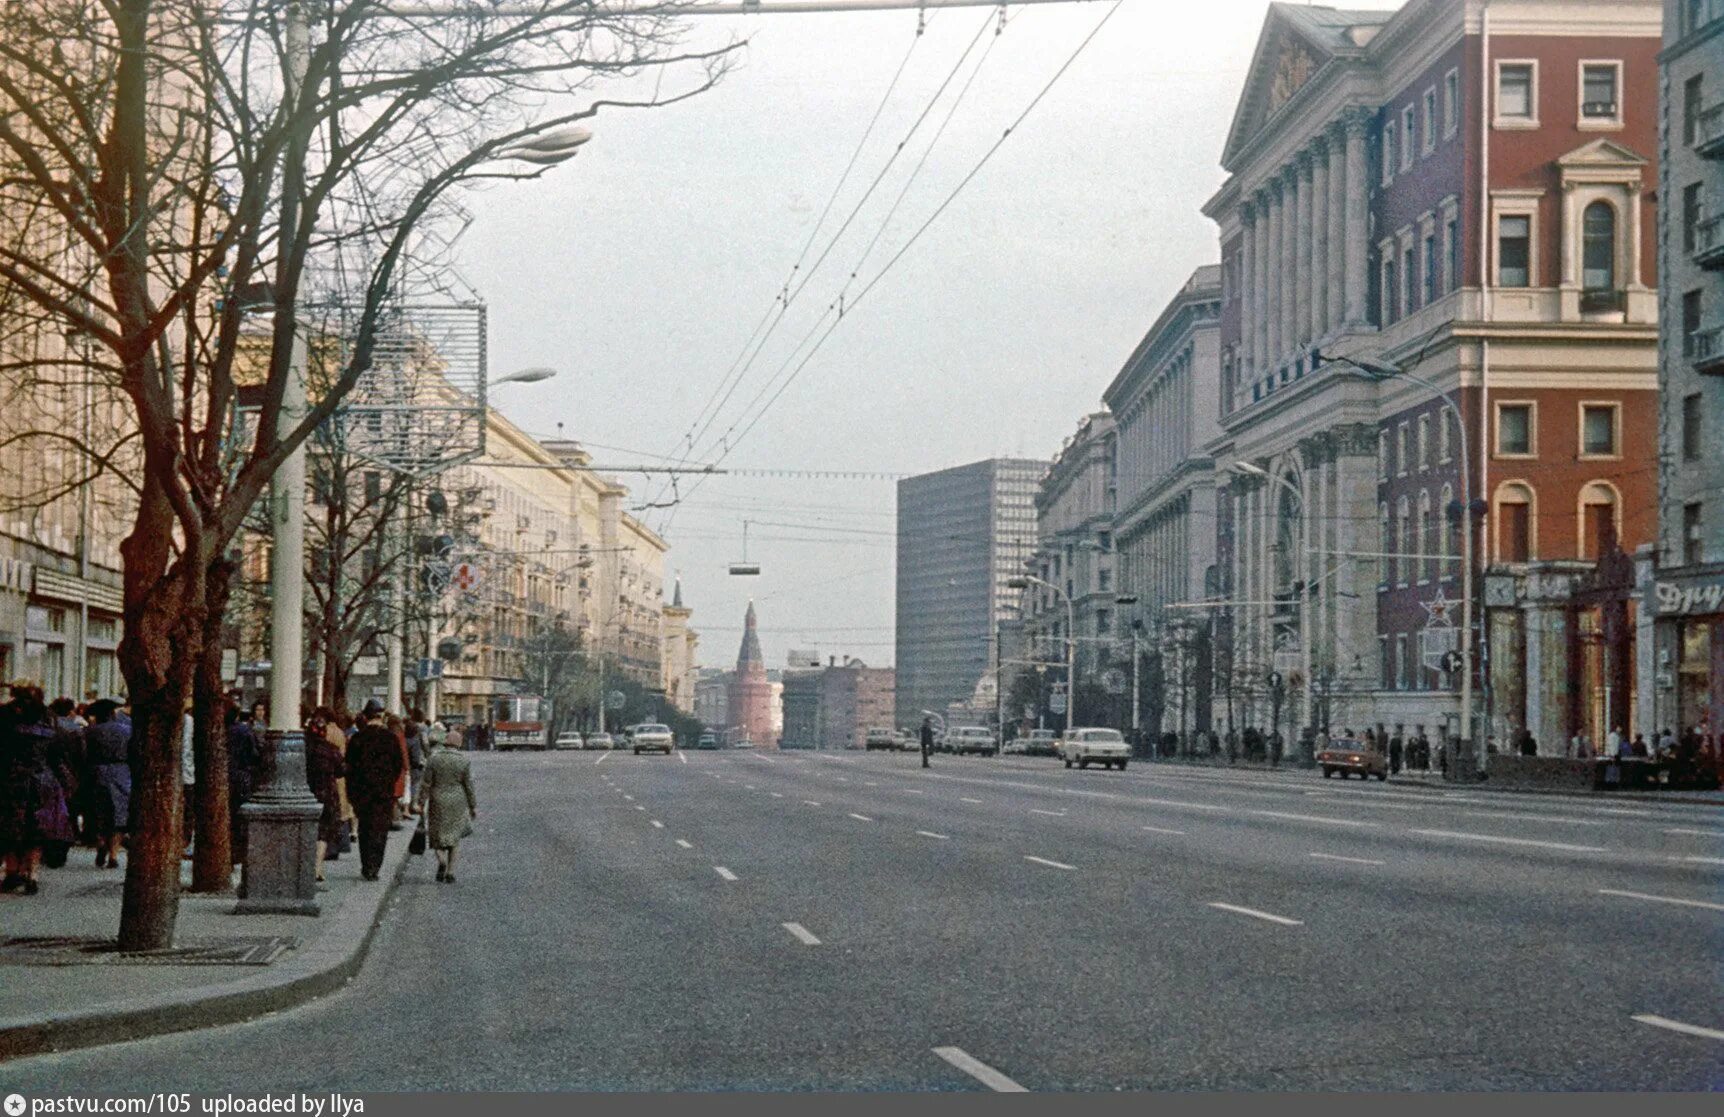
[1631,732,1649,758]
[226,703,261,864]
[82,699,131,869]
[1520,729,1538,757]
[1,689,75,894]
[303,710,345,883]
[47,697,86,841]
[1389,734,1403,774]
[406,710,428,817]
[416,724,477,884]
[322,709,355,858]
[345,700,405,880]
[1609,725,1627,759]
[385,713,410,827]
[919,716,934,769]
[179,701,196,858]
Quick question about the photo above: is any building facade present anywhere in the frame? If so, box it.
[660,578,699,713]
[1203,0,1661,760]
[1104,265,1225,740]
[894,458,1041,728]
[1654,0,1724,742]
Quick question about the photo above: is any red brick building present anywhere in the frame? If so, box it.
[727,601,776,747]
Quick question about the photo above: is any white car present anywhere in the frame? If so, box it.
[1062,728,1130,770]
[945,726,999,756]
[632,724,675,755]
[553,732,583,750]
[585,732,615,751]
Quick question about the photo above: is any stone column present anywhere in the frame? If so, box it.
[1255,190,1271,382]
[1281,170,1297,368]
[1296,151,1315,349]
[1331,424,1381,729]
[1342,109,1371,326]
[1326,126,1346,336]
[1310,138,1330,340]
[1241,202,1257,387]
[1264,183,1281,372]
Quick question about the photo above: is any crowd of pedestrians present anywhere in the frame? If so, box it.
[0,684,480,898]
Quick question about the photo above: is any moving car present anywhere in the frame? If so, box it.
[1023,728,1060,757]
[864,727,899,751]
[1318,738,1388,780]
[696,731,719,750]
[553,731,583,750]
[1062,727,1130,770]
[585,732,615,751]
[632,723,675,755]
[945,726,999,757]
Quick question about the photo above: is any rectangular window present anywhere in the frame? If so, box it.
[1685,76,1704,146]
[1581,63,1621,122]
[1501,502,1531,563]
[1403,245,1417,313]
[1381,123,1396,185]
[1397,422,1410,476]
[1684,503,1705,565]
[1498,215,1531,287]
[1445,217,1460,291]
[1683,290,1704,355]
[1402,105,1417,169]
[1423,232,1438,303]
[1683,392,1703,462]
[1383,256,1399,323]
[1686,0,1704,35]
[1497,403,1533,456]
[1581,404,1618,457]
[1422,89,1437,153]
[1684,183,1704,253]
[1439,410,1453,462]
[1418,415,1432,470]
[1444,69,1460,136]
[1498,63,1535,121]
[1380,634,1392,689]
[1397,634,1411,690]
[1378,432,1389,479]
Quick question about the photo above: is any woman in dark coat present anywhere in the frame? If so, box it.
[82,699,132,868]
[225,705,261,864]
[1,691,75,894]
[303,713,345,883]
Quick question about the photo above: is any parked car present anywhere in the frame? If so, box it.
[1318,738,1388,780]
[945,726,999,756]
[585,732,615,751]
[696,731,719,750]
[864,727,899,751]
[632,723,675,755]
[553,731,584,750]
[1062,727,1130,770]
[1003,735,1027,755]
[1022,728,1060,757]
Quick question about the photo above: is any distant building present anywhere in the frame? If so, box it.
[728,601,775,746]
[695,667,730,731]
[820,658,896,750]
[895,458,1042,728]
[780,666,824,749]
[660,577,699,713]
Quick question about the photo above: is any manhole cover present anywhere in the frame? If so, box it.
[0,935,296,966]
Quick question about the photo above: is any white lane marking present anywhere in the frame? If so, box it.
[1597,888,1724,913]
[1023,855,1076,871]
[848,812,874,822]
[1462,810,1605,827]
[1308,851,1386,866]
[675,839,692,849]
[745,784,757,790]
[1409,828,1607,853]
[770,792,785,798]
[595,752,609,765]
[1029,808,1067,817]
[1251,810,1374,828]
[714,866,738,881]
[1664,827,1724,838]
[803,800,822,807]
[1142,826,1187,836]
[623,794,634,801]
[677,751,687,764]
[904,789,926,795]
[1207,902,1303,927]
[650,820,664,829]
[1137,797,1226,813]
[1679,855,1724,865]
[1593,806,1650,816]
[865,781,879,787]
[960,797,984,804]
[782,922,821,946]
[1632,1014,1724,1042]
[634,805,646,812]
[917,830,950,840]
[835,777,850,782]
[932,1047,1028,1093]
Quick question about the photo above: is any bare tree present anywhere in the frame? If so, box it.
[0,0,736,948]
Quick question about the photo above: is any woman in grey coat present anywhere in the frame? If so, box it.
[414,728,476,883]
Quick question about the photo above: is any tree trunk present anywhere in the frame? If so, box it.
[191,556,236,892]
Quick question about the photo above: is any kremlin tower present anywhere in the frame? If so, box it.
[728,600,775,747]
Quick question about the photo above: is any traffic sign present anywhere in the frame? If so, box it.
[607,690,626,710]
[451,561,481,594]
[416,658,443,681]
[1049,692,1067,715]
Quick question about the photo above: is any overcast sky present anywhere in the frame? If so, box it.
[461,0,1400,670]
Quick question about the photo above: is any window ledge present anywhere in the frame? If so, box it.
[1495,452,1538,461]
[1578,118,1624,131]
[1494,117,1540,130]
[1578,453,1624,462]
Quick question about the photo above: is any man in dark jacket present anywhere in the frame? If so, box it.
[345,700,405,880]
[919,717,934,769]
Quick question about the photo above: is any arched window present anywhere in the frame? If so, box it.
[1583,201,1616,291]
[1579,480,1620,560]
[1494,481,1535,563]
[1397,497,1412,586]
[1419,490,1436,582]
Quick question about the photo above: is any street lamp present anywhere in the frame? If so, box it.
[1315,348,1480,781]
[491,365,560,387]
[1227,459,1315,764]
[495,125,593,167]
[1006,574,1073,738]
[1115,595,1145,748]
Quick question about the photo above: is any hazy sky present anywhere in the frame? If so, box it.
[461,0,1400,669]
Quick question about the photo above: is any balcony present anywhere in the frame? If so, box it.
[1692,326,1724,375]
[1697,215,1724,270]
[1700,103,1724,160]
[1579,288,1626,313]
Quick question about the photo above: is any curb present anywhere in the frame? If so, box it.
[1385,776,1724,806]
[0,828,416,1063]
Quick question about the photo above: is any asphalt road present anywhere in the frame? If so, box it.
[6,749,1724,1091]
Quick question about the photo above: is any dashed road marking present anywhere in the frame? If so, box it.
[1251,810,1374,828]
[770,792,785,798]
[634,805,646,812]
[622,794,634,801]
[650,820,664,829]
[960,797,983,804]
[932,1047,1027,1093]
[1632,1014,1724,1042]
[865,781,879,787]
[675,839,693,849]
[1462,810,1605,827]
[782,922,821,946]
[1598,888,1724,913]
[1679,855,1724,866]
[714,866,738,881]
[1207,902,1303,926]
[1308,851,1386,866]
[1664,827,1724,838]
[745,785,757,790]
[803,800,822,807]
[916,830,950,840]
[595,752,609,765]
[677,751,687,764]
[848,813,874,822]
[1029,808,1067,817]
[1409,828,1607,853]
[1141,826,1186,836]
[1023,855,1075,871]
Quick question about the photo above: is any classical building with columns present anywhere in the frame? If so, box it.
[1202,0,1661,756]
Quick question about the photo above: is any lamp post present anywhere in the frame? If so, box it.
[1228,459,1314,765]
[1115,595,1145,752]
[1007,574,1073,738]
[1316,349,1480,781]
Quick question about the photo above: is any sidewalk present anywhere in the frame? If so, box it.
[0,822,417,1062]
